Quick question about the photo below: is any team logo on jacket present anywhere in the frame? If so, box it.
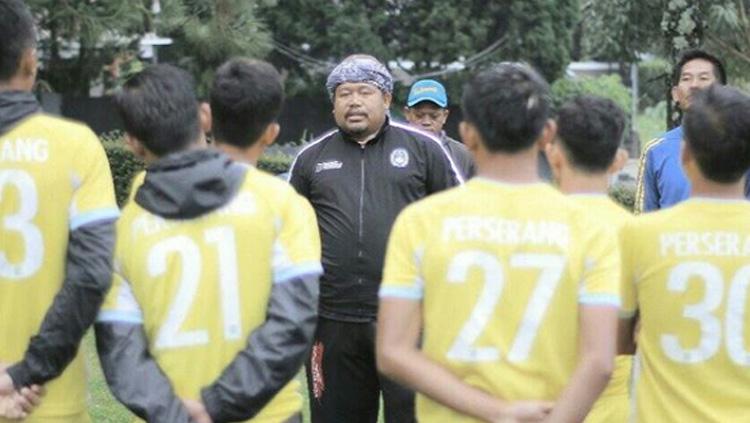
[390,148,409,168]
[315,160,343,173]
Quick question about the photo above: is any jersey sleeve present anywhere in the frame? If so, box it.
[272,191,323,284]
[69,131,119,230]
[380,206,424,300]
[619,222,638,318]
[98,230,144,324]
[577,222,621,308]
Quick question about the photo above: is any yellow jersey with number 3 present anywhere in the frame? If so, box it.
[380,178,621,423]
[99,166,321,423]
[621,198,750,422]
[570,195,632,423]
[0,114,118,422]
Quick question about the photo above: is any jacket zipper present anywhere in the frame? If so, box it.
[358,144,365,249]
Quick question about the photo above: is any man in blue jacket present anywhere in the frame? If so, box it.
[635,49,736,213]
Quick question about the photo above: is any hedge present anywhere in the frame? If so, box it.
[609,183,635,213]
[101,134,636,213]
[101,134,294,206]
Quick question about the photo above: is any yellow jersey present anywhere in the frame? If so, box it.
[100,165,321,423]
[381,178,621,423]
[0,114,118,421]
[621,198,750,422]
[570,195,633,423]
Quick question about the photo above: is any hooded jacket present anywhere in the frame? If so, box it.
[95,149,319,422]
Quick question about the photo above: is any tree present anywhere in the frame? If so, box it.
[159,0,273,94]
[28,0,272,96]
[258,0,579,98]
[580,0,717,128]
[28,0,144,95]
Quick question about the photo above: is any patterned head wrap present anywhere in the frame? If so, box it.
[326,55,393,99]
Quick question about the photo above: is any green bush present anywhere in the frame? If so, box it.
[638,59,670,111]
[101,133,144,207]
[100,133,295,206]
[550,74,632,116]
[608,183,635,213]
[257,152,294,175]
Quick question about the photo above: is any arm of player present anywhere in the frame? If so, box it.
[377,298,552,423]
[199,273,320,423]
[5,219,116,389]
[617,223,638,355]
[94,322,192,422]
[544,305,618,422]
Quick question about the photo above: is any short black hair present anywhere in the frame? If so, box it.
[115,64,200,157]
[556,95,625,173]
[683,85,750,184]
[461,63,550,153]
[210,58,283,148]
[0,0,36,81]
[673,49,727,85]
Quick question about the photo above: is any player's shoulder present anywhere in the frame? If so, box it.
[624,203,682,241]
[243,166,309,208]
[397,184,465,224]
[23,113,98,141]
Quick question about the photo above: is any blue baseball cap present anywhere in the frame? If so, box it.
[407,79,448,108]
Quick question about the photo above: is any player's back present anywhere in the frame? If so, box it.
[110,164,318,423]
[0,114,118,421]
[382,177,619,423]
[621,198,750,422]
[569,194,632,423]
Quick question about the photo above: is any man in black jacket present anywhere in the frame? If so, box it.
[95,61,321,423]
[0,0,114,419]
[289,54,462,423]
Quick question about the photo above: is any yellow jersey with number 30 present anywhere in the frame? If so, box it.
[621,198,750,422]
[380,178,621,423]
[0,114,118,422]
[570,195,632,423]
[99,165,321,423]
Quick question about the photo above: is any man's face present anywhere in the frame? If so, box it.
[333,82,391,139]
[404,102,449,135]
[672,58,718,110]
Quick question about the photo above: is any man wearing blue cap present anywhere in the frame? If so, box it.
[404,79,475,178]
[288,54,462,423]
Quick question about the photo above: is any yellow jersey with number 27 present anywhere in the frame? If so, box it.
[380,178,621,423]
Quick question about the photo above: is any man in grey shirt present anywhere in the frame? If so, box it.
[403,79,475,178]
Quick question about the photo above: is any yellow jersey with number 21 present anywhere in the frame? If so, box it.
[99,165,321,423]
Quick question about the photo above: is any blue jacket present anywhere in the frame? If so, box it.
[636,126,750,213]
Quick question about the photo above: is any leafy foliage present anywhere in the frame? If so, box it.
[609,184,635,212]
[258,0,579,98]
[550,74,632,116]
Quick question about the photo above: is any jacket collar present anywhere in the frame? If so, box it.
[339,115,391,146]
[0,91,41,136]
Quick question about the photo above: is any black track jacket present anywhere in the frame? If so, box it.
[289,118,462,322]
